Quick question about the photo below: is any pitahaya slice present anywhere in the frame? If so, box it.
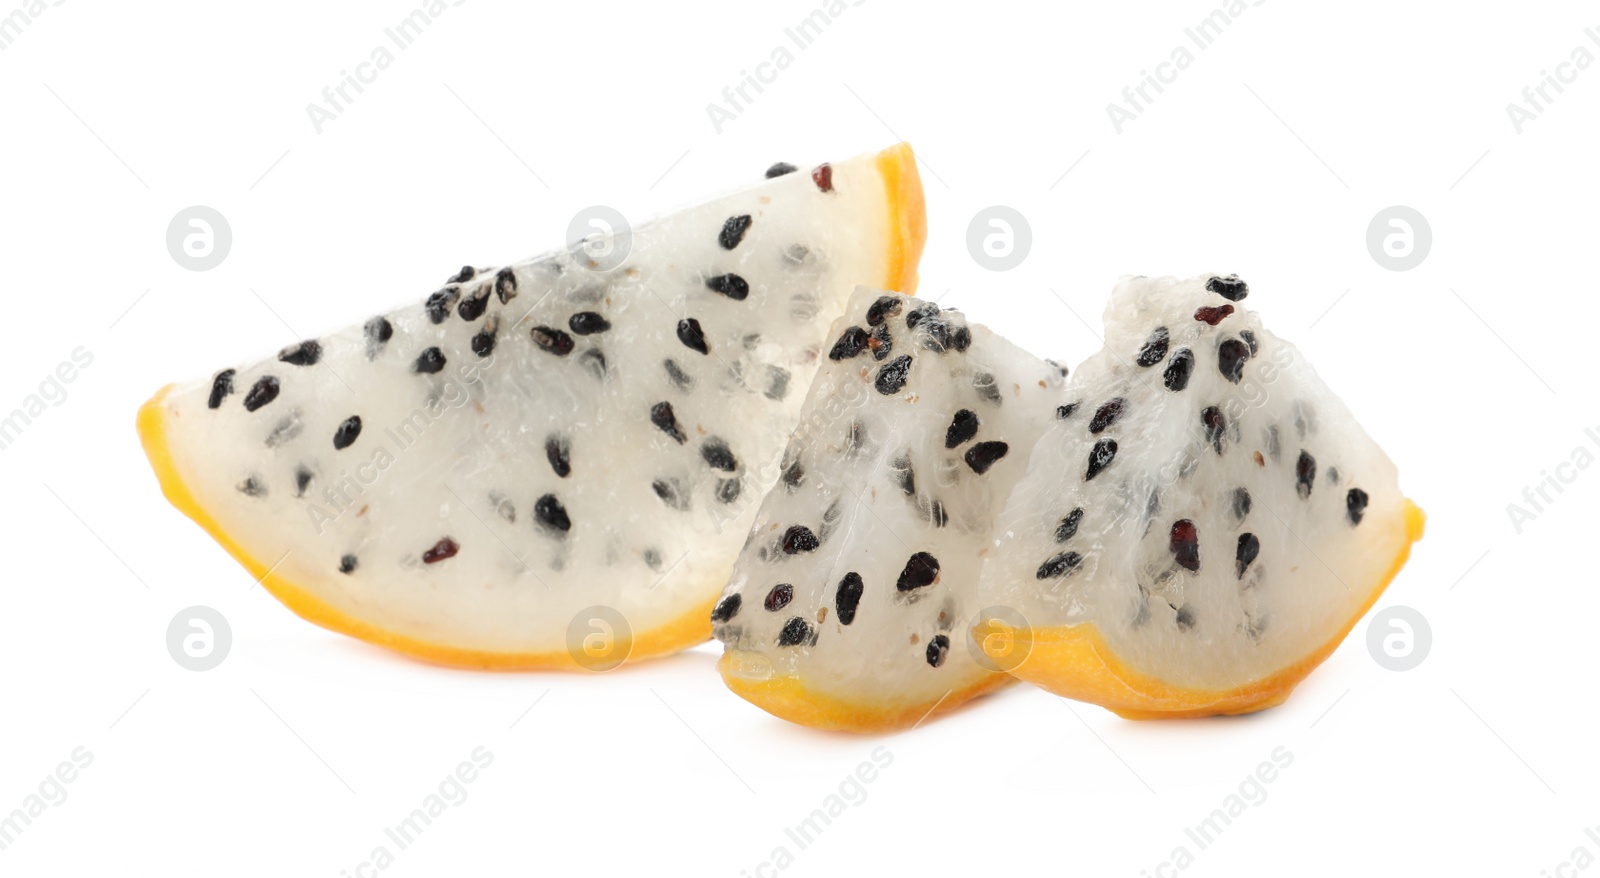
[977,274,1423,718]
[138,144,925,669]
[712,289,1068,731]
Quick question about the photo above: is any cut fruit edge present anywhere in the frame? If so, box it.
[988,499,1425,719]
[135,142,928,671]
[717,651,1016,733]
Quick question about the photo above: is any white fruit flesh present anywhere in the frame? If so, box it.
[979,274,1416,699]
[714,289,1068,729]
[140,145,923,667]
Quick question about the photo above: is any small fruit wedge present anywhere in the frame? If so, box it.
[139,144,925,670]
[977,274,1423,718]
[713,289,1069,731]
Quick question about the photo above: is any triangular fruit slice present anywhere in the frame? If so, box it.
[713,289,1069,731]
[139,144,925,669]
[977,274,1423,718]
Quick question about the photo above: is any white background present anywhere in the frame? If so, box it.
[2,1,1596,875]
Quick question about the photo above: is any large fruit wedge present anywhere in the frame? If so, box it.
[976,274,1423,718]
[139,144,925,669]
[714,289,1069,731]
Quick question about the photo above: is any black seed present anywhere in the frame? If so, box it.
[896,552,940,591]
[711,593,742,623]
[676,318,710,355]
[1055,508,1084,543]
[1347,488,1369,525]
[874,355,913,395]
[945,409,980,448]
[207,369,236,409]
[425,288,459,324]
[447,265,476,284]
[1240,329,1259,356]
[494,267,518,303]
[951,326,972,352]
[869,323,894,361]
[1175,605,1197,631]
[765,366,790,401]
[836,573,864,625]
[568,311,611,334]
[973,371,1001,405]
[846,419,869,457]
[701,437,737,472]
[889,452,916,497]
[1163,349,1194,392]
[365,316,394,350]
[919,317,951,352]
[243,376,280,412]
[264,415,303,448]
[472,324,497,357]
[964,441,1010,475]
[642,548,662,570]
[533,494,571,534]
[1232,487,1252,521]
[1195,304,1235,326]
[422,537,459,564]
[664,359,695,391]
[458,286,490,321]
[716,478,741,504]
[651,401,687,444]
[926,634,950,668]
[1057,402,1080,420]
[278,340,321,366]
[781,456,804,491]
[781,525,820,554]
[866,295,902,326]
[531,326,575,356]
[764,583,794,612]
[1206,274,1249,301]
[765,162,797,178]
[1170,519,1200,572]
[718,214,752,250]
[579,348,607,381]
[706,273,749,300]
[1136,327,1170,367]
[828,326,871,360]
[332,415,362,450]
[546,436,571,478]
[929,499,948,528]
[238,476,266,498]
[1085,438,1118,481]
[1296,450,1317,499]
[905,304,939,330]
[294,465,313,497]
[1089,398,1127,434]
[1218,338,1250,384]
[1266,425,1281,461]
[1202,406,1226,454]
[1036,551,1083,580]
[1236,533,1260,579]
[338,554,358,574]
[652,478,689,511]
[1293,400,1316,439]
[777,617,812,647]
[1326,466,1340,485]
[414,347,447,374]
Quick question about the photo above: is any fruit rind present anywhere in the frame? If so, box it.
[985,499,1425,718]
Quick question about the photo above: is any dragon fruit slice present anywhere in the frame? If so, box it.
[712,289,1068,731]
[138,144,925,669]
[977,274,1423,718]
